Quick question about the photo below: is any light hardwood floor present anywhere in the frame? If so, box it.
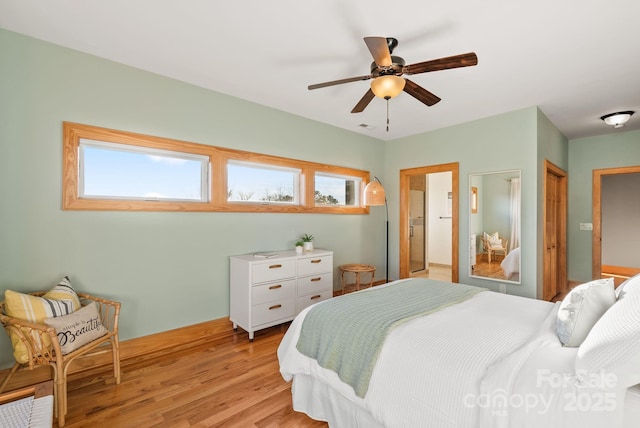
[410,264,452,282]
[60,323,326,427]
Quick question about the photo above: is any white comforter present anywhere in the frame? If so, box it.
[278,281,628,428]
[501,247,520,279]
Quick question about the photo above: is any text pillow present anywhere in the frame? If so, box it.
[556,278,615,347]
[45,302,108,354]
[4,276,82,363]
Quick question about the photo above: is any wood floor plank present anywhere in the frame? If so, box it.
[58,323,327,427]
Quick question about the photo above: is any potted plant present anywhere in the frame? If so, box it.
[301,234,314,252]
[295,240,304,254]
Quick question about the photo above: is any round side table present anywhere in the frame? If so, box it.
[339,264,376,294]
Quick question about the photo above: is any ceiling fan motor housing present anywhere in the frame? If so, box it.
[371,56,406,77]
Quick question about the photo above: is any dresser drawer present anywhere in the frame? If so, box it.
[297,272,332,296]
[251,259,296,284]
[297,255,333,276]
[297,291,332,313]
[252,298,296,326]
[252,279,296,306]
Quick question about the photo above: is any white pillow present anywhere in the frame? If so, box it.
[556,278,615,347]
[484,232,501,246]
[616,273,640,299]
[576,277,640,388]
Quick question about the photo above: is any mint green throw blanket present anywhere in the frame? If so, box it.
[296,278,486,398]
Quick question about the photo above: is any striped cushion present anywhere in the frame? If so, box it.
[4,276,82,363]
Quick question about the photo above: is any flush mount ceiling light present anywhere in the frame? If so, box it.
[600,111,634,128]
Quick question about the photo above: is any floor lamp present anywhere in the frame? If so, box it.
[364,177,389,283]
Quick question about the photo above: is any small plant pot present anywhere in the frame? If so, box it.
[303,242,313,252]
[295,246,303,254]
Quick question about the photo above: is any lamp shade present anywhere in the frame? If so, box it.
[601,111,634,128]
[363,180,386,206]
[370,75,405,99]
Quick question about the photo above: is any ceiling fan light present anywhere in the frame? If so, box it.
[371,75,405,99]
[600,111,634,128]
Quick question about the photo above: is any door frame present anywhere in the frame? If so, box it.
[399,163,459,282]
[592,165,640,279]
[542,160,567,300]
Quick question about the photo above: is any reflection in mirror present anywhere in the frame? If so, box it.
[469,170,521,284]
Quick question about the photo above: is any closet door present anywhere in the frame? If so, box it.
[543,161,567,301]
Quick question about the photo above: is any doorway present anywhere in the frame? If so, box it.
[400,163,459,282]
[593,166,640,285]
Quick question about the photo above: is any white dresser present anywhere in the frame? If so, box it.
[229,249,333,340]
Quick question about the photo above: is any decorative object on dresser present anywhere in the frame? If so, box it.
[230,249,333,341]
[300,234,314,252]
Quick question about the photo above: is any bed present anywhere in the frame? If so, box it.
[278,276,640,428]
[500,247,520,280]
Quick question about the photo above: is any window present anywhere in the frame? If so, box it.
[227,161,300,204]
[80,139,209,202]
[63,122,370,214]
[315,173,361,207]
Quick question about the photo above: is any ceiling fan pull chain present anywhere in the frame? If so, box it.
[386,97,390,132]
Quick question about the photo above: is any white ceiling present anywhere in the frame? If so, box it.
[1,0,639,141]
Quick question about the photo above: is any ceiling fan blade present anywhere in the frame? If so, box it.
[351,89,375,113]
[404,52,478,75]
[403,79,441,106]
[364,36,392,66]
[308,74,372,90]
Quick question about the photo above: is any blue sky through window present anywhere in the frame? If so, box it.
[82,145,204,200]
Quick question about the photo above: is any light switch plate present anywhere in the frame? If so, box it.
[579,223,593,231]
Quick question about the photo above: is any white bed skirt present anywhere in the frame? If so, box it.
[292,374,383,428]
[293,374,640,428]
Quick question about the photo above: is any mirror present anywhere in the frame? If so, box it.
[469,170,521,284]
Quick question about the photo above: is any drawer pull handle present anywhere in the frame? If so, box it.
[269,304,282,310]
[269,264,282,269]
[310,259,322,264]
[269,284,282,290]
[310,295,322,300]
[310,277,321,282]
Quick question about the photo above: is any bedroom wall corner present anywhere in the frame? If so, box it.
[385,107,539,299]
[536,108,569,299]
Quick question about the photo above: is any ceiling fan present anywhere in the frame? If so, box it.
[308,36,478,114]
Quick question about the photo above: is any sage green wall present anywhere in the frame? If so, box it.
[568,129,640,282]
[0,29,386,367]
[384,107,539,298]
[1,27,609,370]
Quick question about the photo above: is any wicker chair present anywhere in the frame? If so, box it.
[483,235,509,264]
[0,293,121,427]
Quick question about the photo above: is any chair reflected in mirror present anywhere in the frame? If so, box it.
[483,233,508,264]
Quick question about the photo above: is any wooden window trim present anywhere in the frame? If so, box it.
[63,122,370,214]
